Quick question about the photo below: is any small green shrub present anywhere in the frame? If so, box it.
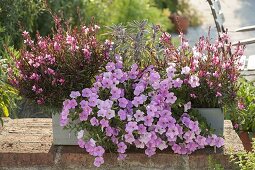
[0,53,19,125]
[0,0,47,52]
[231,139,255,170]
[208,156,224,170]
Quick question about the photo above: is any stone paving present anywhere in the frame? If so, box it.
[186,0,255,57]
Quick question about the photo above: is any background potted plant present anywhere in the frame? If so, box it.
[154,0,202,33]
[228,78,255,151]
[7,18,110,144]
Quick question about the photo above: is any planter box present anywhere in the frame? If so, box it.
[52,108,224,145]
[196,108,224,135]
[52,114,77,145]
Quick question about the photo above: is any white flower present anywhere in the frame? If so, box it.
[184,101,191,112]
[188,75,200,88]
[181,66,191,75]
[77,130,84,139]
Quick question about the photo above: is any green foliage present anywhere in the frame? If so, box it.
[0,54,19,125]
[103,0,172,31]
[106,20,165,68]
[0,0,173,55]
[154,0,178,13]
[0,0,47,52]
[105,20,177,69]
[208,156,225,170]
[47,0,173,32]
[231,139,255,170]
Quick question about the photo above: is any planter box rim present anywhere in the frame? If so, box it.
[194,107,222,109]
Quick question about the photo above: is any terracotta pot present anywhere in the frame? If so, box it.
[239,131,252,151]
[169,13,189,34]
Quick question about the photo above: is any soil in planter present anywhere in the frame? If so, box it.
[239,131,252,151]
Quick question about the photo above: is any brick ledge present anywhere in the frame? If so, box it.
[0,119,243,169]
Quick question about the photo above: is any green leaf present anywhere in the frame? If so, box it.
[0,103,9,117]
[0,117,3,127]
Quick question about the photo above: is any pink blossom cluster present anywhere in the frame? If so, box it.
[8,18,109,107]
[160,32,243,108]
[60,60,224,167]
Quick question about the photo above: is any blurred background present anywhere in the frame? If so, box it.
[1,0,255,118]
[0,0,202,54]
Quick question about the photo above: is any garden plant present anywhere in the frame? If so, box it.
[7,18,110,108]
[231,139,255,170]
[59,22,243,167]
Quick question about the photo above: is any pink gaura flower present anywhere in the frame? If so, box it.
[181,66,191,75]
[82,47,91,59]
[188,75,200,88]
[216,92,222,97]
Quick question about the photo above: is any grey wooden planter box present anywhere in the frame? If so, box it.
[52,108,224,145]
[52,113,77,145]
[196,108,224,136]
